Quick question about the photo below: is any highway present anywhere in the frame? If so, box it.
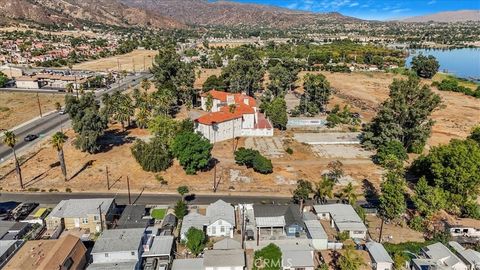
[0,73,152,164]
[0,192,292,205]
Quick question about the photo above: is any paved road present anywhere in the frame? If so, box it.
[0,192,292,205]
[0,88,67,94]
[0,73,152,164]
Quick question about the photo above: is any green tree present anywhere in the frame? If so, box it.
[51,131,68,181]
[292,180,312,210]
[412,177,447,218]
[327,160,344,182]
[314,176,335,204]
[148,115,181,145]
[135,108,150,129]
[411,54,440,79]
[468,125,480,144]
[338,247,364,270]
[205,93,214,111]
[362,76,441,153]
[171,132,213,174]
[131,137,172,172]
[378,170,406,222]
[267,64,293,96]
[253,243,282,270]
[2,131,23,189]
[375,140,408,166]
[0,72,8,87]
[141,78,151,91]
[252,154,273,174]
[203,75,226,92]
[299,73,331,115]
[177,185,189,200]
[185,227,206,257]
[174,199,187,220]
[341,183,358,205]
[264,97,288,130]
[221,46,265,96]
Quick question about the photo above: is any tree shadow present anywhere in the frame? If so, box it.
[97,128,135,153]
[203,158,219,172]
[132,186,146,205]
[24,167,55,188]
[185,194,196,203]
[108,176,122,190]
[362,179,379,205]
[68,160,95,181]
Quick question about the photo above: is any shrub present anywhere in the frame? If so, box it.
[285,147,293,155]
[408,216,425,232]
[234,147,273,174]
[375,140,408,165]
[65,188,72,193]
[131,137,173,172]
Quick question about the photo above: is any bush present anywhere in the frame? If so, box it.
[171,132,212,175]
[285,147,293,155]
[65,188,72,193]
[253,243,282,270]
[408,216,425,232]
[435,78,479,98]
[234,147,273,174]
[131,137,173,172]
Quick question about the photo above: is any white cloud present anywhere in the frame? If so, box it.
[427,0,437,5]
[349,2,360,7]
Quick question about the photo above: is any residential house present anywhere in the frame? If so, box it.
[206,199,235,238]
[313,204,367,239]
[411,242,468,270]
[195,90,273,143]
[253,204,305,237]
[46,198,116,234]
[88,228,145,270]
[0,240,23,268]
[116,205,150,229]
[280,244,316,270]
[142,235,175,269]
[172,258,204,270]
[171,243,245,270]
[366,241,394,270]
[181,200,236,240]
[448,241,480,270]
[0,222,30,241]
[304,219,328,250]
[3,234,87,270]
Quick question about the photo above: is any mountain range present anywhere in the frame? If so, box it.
[0,0,477,29]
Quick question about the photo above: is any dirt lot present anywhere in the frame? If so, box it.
[366,215,424,244]
[72,50,158,72]
[0,92,65,130]
[296,71,480,148]
[194,68,222,89]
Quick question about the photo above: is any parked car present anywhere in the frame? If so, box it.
[10,202,39,221]
[24,134,38,142]
[58,110,66,115]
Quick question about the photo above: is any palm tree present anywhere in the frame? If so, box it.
[141,78,151,92]
[314,176,335,204]
[341,182,357,205]
[65,83,74,93]
[2,131,23,189]
[51,132,68,181]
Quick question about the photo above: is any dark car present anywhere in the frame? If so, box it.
[24,134,38,142]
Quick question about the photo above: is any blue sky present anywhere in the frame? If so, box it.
[229,0,480,20]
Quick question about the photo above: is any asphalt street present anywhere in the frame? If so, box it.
[0,192,292,205]
[0,73,152,164]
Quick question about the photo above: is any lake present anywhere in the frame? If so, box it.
[406,48,480,81]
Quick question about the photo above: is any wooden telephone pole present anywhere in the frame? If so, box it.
[127,176,131,205]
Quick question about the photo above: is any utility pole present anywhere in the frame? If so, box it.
[36,92,43,117]
[143,56,146,71]
[213,164,216,192]
[117,59,120,72]
[127,176,131,205]
[378,219,384,243]
[106,166,110,190]
[98,202,104,232]
[132,58,135,73]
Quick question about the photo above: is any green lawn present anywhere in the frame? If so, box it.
[151,208,166,220]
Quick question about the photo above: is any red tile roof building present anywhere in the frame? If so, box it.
[195,90,273,142]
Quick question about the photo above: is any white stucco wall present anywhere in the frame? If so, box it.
[92,250,140,264]
[16,80,40,89]
[206,219,234,238]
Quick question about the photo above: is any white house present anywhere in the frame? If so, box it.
[88,228,145,270]
[313,204,367,239]
[195,90,273,143]
[206,200,235,238]
[366,241,394,270]
[181,200,236,240]
[412,242,468,270]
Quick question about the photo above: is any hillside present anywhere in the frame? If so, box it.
[0,0,185,29]
[402,10,480,23]
[120,0,360,28]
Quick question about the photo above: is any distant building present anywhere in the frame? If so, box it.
[3,234,87,270]
[46,198,116,234]
[448,241,480,270]
[88,228,145,270]
[366,241,394,270]
[195,90,273,143]
[313,204,367,239]
[15,76,40,89]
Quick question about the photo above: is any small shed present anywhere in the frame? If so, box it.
[365,241,394,270]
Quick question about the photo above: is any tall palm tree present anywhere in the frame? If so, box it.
[341,182,357,205]
[51,131,68,181]
[314,176,335,204]
[2,131,23,189]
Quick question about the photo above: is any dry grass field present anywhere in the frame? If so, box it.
[0,92,64,130]
[72,49,158,72]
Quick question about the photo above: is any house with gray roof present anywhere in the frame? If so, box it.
[213,238,242,250]
[116,205,149,229]
[280,244,316,270]
[206,200,235,238]
[313,204,367,239]
[253,204,305,237]
[366,241,393,270]
[88,228,145,270]
[46,198,116,234]
[412,242,468,270]
[142,235,174,269]
[171,249,245,270]
[181,200,236,240]
[304,219,328,250]
[448,241,480,270]
[172,258,204,270]
[0,240,23,268]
